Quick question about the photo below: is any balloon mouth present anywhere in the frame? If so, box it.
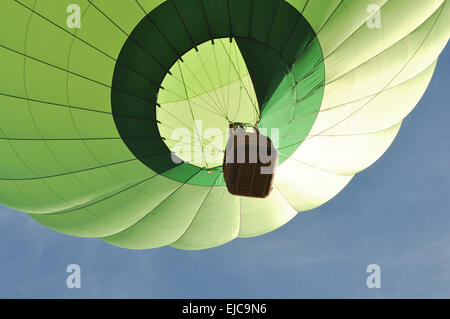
[156,37,260,169]
[111,0,325,186]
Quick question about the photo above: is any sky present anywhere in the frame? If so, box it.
[0,45,448,299]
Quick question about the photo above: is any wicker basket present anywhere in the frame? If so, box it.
[223,124,278,198]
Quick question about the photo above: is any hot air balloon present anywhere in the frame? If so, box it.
[0,0,448,250]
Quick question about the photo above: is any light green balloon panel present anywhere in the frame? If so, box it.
[0,0,448,250]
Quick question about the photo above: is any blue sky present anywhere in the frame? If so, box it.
[0,45,448,299]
